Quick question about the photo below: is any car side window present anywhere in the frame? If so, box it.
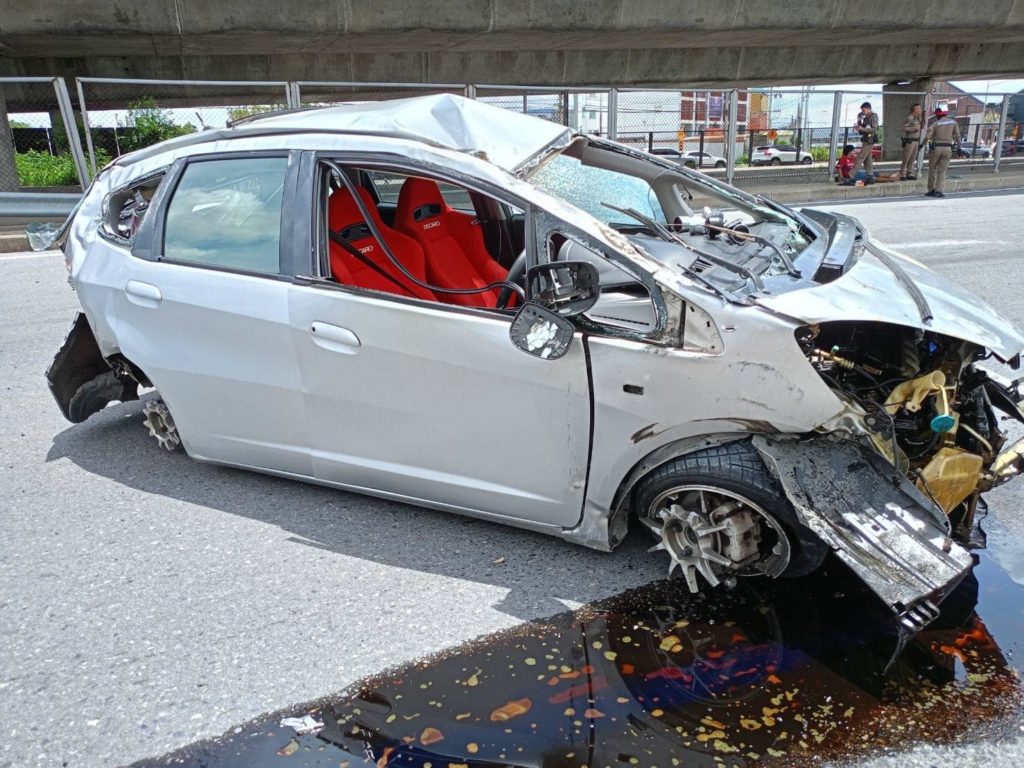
[162,156,287,274]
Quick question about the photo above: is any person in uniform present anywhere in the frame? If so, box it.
[899,103,923,180]
[925,104,961,197]
[850,101,879,176]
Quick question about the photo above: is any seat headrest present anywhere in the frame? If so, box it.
[396,177,448,224]
[328,187,383,235]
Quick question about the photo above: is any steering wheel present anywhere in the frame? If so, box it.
[496,250,528,310]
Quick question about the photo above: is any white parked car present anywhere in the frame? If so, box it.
[751,144,814,165]
[48,94,1024,631]
[649,148,727,169]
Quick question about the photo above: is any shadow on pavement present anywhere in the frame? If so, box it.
[46,398,663,621]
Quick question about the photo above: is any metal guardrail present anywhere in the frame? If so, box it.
[0,191,80,220]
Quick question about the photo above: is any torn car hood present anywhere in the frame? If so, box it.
[756,238,1024,360]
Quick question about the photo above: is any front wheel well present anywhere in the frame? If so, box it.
[610,436,829,577]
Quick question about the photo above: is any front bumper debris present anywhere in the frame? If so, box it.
[752,435,973,631]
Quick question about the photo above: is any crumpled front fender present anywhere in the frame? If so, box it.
[752,435,973,631]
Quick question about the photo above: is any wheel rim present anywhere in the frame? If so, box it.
[641,485,791,593]
[143,399,181,451]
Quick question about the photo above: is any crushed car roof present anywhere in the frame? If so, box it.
[118,94,574,176]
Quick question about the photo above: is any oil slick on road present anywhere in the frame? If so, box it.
[128,553,1023,768]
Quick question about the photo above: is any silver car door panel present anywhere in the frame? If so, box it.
[114,260,311,476]
[289,285,591,526]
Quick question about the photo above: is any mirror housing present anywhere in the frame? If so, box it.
[526,260,600,317]
[509,303,576,360]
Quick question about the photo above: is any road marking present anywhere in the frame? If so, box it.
[888,239,1003,249]
[0,251,60,261]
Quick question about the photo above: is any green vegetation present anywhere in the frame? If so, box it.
[118,97,195,153]
[810,146,831,162]
[16,149,112,187]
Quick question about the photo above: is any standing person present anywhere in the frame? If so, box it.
[850,101,879,176]
[899,103,923,180]
[925,104,960,198]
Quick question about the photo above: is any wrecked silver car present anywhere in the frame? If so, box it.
[48,94,1024,633]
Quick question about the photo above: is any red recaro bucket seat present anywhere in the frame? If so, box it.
[394,178,508,308]
[327,187,437,302]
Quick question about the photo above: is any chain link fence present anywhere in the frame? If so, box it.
[1,77,88,192]
[474,86,571,126]
[75,78,294,176]
[4,77,1023,221]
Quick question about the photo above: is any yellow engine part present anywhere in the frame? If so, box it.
[916,446,984,513]
[885,370,948,415]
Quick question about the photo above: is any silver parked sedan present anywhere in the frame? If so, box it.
[49,94,1024,633]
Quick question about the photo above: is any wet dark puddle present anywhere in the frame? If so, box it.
[132,555,1024,768]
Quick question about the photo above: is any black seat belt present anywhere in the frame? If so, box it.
[327,229,416,298]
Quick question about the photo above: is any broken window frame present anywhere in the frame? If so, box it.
[98,166,168,248]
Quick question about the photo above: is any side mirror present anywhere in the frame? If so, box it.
[526,260,601,317]
[509,303,576,360]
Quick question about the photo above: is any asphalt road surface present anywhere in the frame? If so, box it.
[2,188,1023,768]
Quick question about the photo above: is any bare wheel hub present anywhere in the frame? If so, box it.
[142,399,181,451]
[641,486,790,593]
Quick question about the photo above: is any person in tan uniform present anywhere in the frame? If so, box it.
[850,101,879,176]
[899,103,923,180]
[925,105,961,197]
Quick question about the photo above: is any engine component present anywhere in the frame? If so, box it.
[143,399,181,451]
[916,446,984,512]
[884,370,948,415]
[984,435,1024,488]
[641,486,790,593]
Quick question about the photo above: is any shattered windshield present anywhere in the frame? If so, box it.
[530,142,814,297]
[531,154,666,226]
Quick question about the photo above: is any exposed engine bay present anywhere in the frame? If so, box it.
[799,320,1024,542]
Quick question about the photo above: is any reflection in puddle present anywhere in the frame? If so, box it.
[133,556,1023,768]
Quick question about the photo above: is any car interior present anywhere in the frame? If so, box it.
[318,160,663,333]
[321,166,527,310]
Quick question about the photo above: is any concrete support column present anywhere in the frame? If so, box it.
[882,78,933,163]
[0,89,17,192]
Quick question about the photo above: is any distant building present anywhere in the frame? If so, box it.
[678,90,750,130]
[930,80,1004,144]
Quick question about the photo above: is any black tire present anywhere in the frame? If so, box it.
[67,370,137,423]
[633,440,828,578]
[715,160,726,168]
[684,160,697,169]
[769,157,782,166]
[800,155,813,165]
